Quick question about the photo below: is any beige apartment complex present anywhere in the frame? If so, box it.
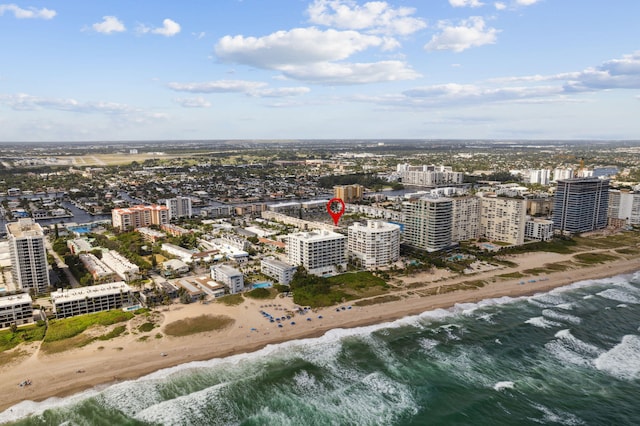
[111,204,169,231]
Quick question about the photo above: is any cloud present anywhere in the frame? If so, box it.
[138,18,181,37]
[494,2,506,9]
[425,16,498,52]
[0,93,166,123]
[173,97,211,108]
[215,27,419,84]
[0,3,56,19]
[280,60,419,84]
[168,80,267,94]
[449,0,484,8]
[515,0,540,5]
[91,16,126,34]
[403,83,561,104]
[167,80,311,97]
[307,0,426,36]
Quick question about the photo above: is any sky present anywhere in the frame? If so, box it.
[1,0,639,142]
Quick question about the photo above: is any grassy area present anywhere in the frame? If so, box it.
[164,315,235,337]
[354,295,402,307]
[0,324,46,353]
[573,252,618,264]
[138,322,156,333]
[615,247,639,255]
[327,272,388,291]
[245,288,277,299]
[98,325,126,340]
[217,294,244,306]
[44,310,134,343]
[497,272,526,279]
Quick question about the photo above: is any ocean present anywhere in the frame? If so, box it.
[2,271,640,425]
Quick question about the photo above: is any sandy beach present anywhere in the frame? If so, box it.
[1,249,639,412]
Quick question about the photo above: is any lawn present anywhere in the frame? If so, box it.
[0,324,46,353]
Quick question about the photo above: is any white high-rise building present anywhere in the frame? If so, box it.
[347,220,400,269]
[6,218,50,294]
[479,194,527,245]
[553,168,574,181]
[451,196,480,243]
[525,218,554,241]
[166,196,193,219]
[608,189,640,225]
[402,198,453,252]
[286,230,346,276]
[529,169,551,185]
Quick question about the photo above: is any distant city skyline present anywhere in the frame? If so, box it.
[1,0,639,142]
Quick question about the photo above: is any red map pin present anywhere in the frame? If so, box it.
[326,198,346,226]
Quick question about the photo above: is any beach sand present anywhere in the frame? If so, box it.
[1,249,639,412]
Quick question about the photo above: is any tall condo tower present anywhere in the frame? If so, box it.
[7,218,50,294]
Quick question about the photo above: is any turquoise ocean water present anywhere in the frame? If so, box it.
[2,271,640,425]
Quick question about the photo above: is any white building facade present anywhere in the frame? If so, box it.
[210,264,244,294]
[51,282,133,319]
[286,230,347,276]
[261,257,297,285]
[6,218,50,294]
[347,220,400,269]
[166,196,193,219]
[402,198,453,252]
[525,218,554,241]
[0,293,33,329]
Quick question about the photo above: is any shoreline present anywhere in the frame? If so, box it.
[1,254,639,413]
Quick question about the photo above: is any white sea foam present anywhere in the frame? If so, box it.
[541,309,582,325]
[556,303,574,310]
[596,289,640,304]
[529,402,586,425]
[594,334,640,380]
[493,381,515,391]
[0,388,100,424]
[554,329,603,357]
[418,338,439,352]
[525,316,561,329]
[582,295,594,299]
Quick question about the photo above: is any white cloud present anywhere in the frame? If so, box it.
[307,0,426,36]
[515,0,540,5]
[449,0,484,8]
[0,3,56,19]
[168,80,267,93]
[280,60,419,84]
[494,2,506,10]
[174,97,211,108]
[91,16,126,34]
[138,18,181,37]
[216,27,385,68]
[167,80,311,97]
[425,16,499,52]
[215,27,418,84]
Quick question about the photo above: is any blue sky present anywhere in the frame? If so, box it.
[1,0,639,142]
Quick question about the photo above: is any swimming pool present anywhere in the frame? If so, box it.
[252,282,272,289]
[68,226,91,234]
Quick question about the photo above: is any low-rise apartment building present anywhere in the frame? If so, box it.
[51,282,133,319]
[261,257,297,285]
[112,204,169,231]
[0,293,33,329]
[210,264,244,294]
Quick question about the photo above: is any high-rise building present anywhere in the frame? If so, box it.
[397,164,464,187]
[553,178,609,234]
[286,230,347,276]
[402,198,453,252]
[6,218,50,294]
[525,218,554,241]
[479,194,527,245]
[111,204,169,231]
[451,196,480,242]
[166,196,193,219]
[553,168,574,182]
[333,184,364,203]
[529,169,551,185]
[607,189,640,225]
[347,220,400,268]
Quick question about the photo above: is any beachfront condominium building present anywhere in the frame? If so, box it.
[0,293,33,329]
[402,198,453,252]
[50,281,133,319]
[286,230,347,276]
[479,194,527,245]
[6,218,50,294]
[261,257,297,285]
[553,168,574,182]
[166,196,193,220]
[608,189,640,226]
[333,184,364,203]
[111,204,169,231]
[525,218,554,241]
[210,264,244,294]
[347,220,400,269]
[553,178,609,234]
[451,196,480,243]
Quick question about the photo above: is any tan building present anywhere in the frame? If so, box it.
[6,218,50,294]
[334,184,364,203]
[527,197,553,217]
[479,194,527,245]
[111,204,169,231]
[451,196,480,242]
